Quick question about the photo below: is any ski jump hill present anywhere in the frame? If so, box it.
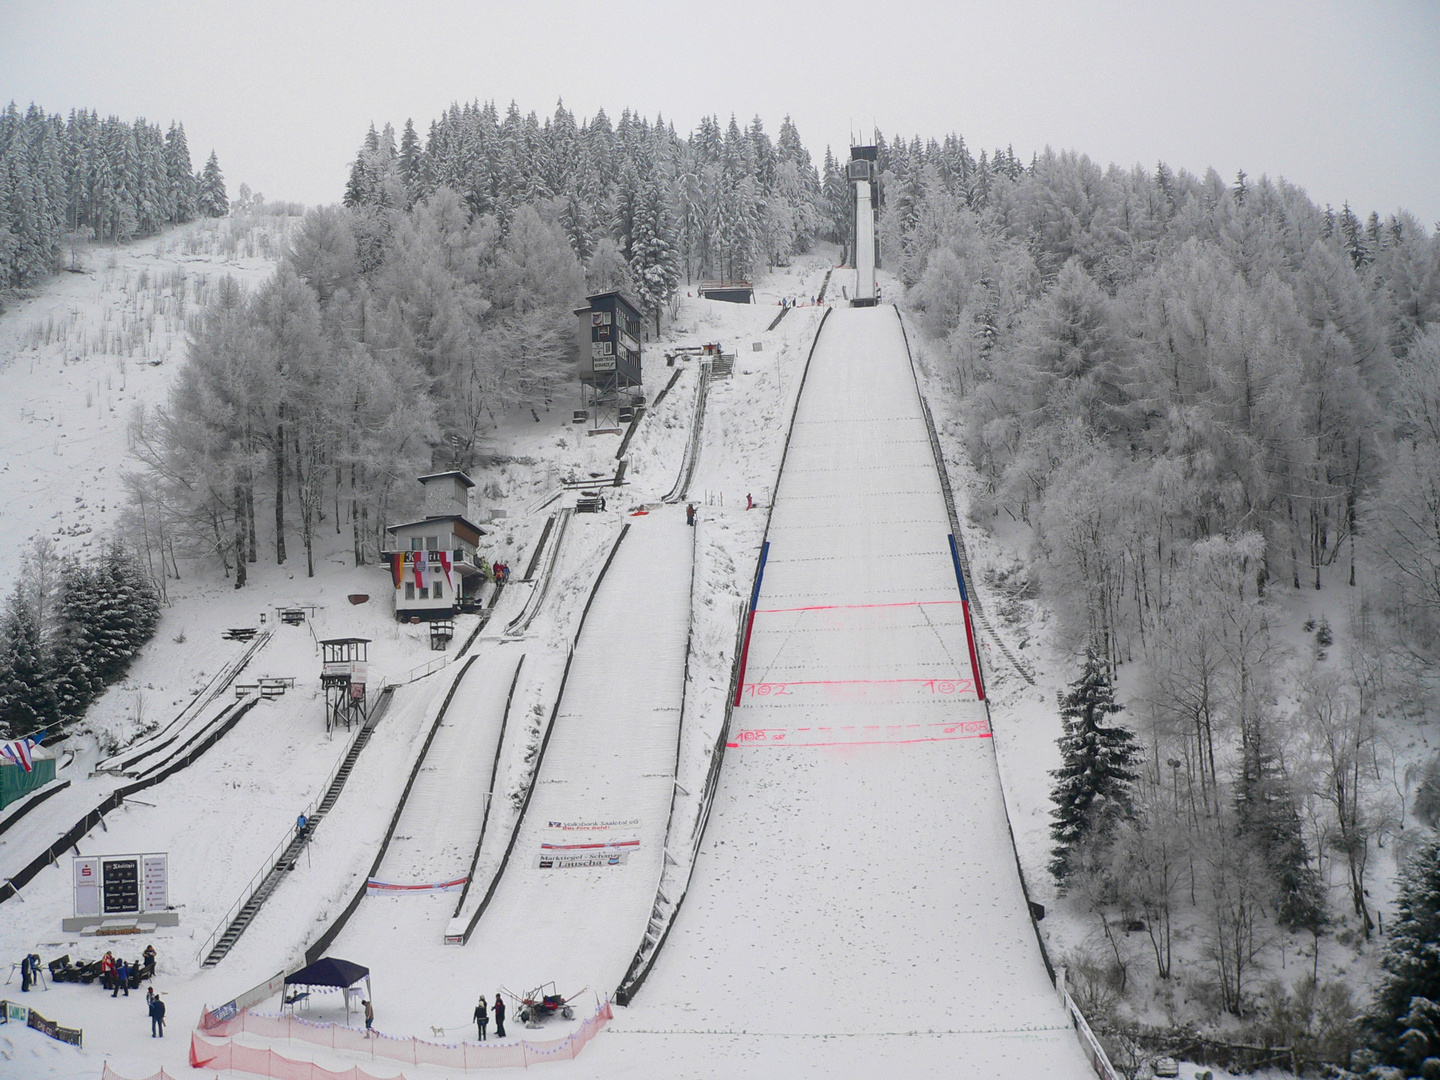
[584,304,1097,1078]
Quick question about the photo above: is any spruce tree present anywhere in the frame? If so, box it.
[1049,649,1138,882]
[628,178,680,335]
[51,559,100,722]
[164,121,196,222]
[398,118,422,207]
[198,150,227,217]
[0,587,57,738]
[1235,728,1326,933]
[1369,832,1440,1067]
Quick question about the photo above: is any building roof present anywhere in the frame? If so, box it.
[386,513,487,536]
[319,637,371,646]
[415,470,476,488]
[577,290,642,317]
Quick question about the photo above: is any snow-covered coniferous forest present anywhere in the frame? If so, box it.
[0,86,1437,1080]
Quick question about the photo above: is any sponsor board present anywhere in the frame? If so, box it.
[536,848,633,870]
[537,818,640,869]
[16,1006,83,1047]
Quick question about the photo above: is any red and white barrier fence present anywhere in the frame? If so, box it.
[192,999,613,1074]
[101,1067,185,1080]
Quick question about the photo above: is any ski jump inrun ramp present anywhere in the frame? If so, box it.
[592,306,1095,1078]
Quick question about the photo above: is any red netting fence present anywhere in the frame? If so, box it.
[101,1067,188,1080]
[188,999,613,1075]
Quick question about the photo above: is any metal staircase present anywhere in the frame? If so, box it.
[199,702,385,967]
[708,351,735,381]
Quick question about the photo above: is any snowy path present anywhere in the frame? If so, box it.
[596,307,1095,1078]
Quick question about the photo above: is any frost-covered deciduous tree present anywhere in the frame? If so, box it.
[1298,667,1384,938]
[585,236,632,297]
[1366,326,1440,658]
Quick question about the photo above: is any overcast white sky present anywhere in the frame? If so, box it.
[3,0,1438,226]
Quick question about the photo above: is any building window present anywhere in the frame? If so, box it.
[426,536,439,551]
[411,537,423,551]
[433,580,443,598]
[405,583,415,600]
[418,585,429,600]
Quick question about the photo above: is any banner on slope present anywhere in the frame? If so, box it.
[537,818,640,869]
[366,876,467,895]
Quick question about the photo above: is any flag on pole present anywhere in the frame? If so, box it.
[1,732,43,773]
[438,551,452,589]
[390,553,404,589]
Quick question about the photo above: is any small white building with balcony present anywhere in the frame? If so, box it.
[383,471,489,621]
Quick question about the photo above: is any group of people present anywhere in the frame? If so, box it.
[88,945,165,1037]
[472,993,507,1040]
[99,944,157,997]
[491,562,510,586]
[17,953,41,991]
[687,496,756,526]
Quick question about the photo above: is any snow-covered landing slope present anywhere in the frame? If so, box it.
[348,650,523,894]
[592,307,1094,1079]
[289,514,692,1037]
[461,512,693,996]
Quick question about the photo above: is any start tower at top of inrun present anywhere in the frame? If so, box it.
[847,145,879,307]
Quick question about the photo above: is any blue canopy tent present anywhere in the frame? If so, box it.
[283,957,371,1022]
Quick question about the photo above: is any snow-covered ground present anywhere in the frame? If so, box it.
[0,218,294,585]
[0,249,1114,1079]
[580,304,1093,1079]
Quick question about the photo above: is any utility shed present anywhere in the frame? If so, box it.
[698,283,755,304]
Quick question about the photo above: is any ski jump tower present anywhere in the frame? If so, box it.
[847,145,879,306]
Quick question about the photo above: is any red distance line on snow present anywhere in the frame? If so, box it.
[727,720,991,749]
[752,599,964,615]
[740,677,976,699]
[365,877,466,892]
[539,840,641,851]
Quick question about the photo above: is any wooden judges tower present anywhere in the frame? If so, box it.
[320,637,370,733]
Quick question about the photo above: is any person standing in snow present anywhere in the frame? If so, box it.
[685,503,696,527]
[493,993,506,1038]
[149,993,166,1037]
[113,957,130,997]
[473,996,488,1040]
[101,951,116,992]
[746,493,754,510]
[363,998,375,1036]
